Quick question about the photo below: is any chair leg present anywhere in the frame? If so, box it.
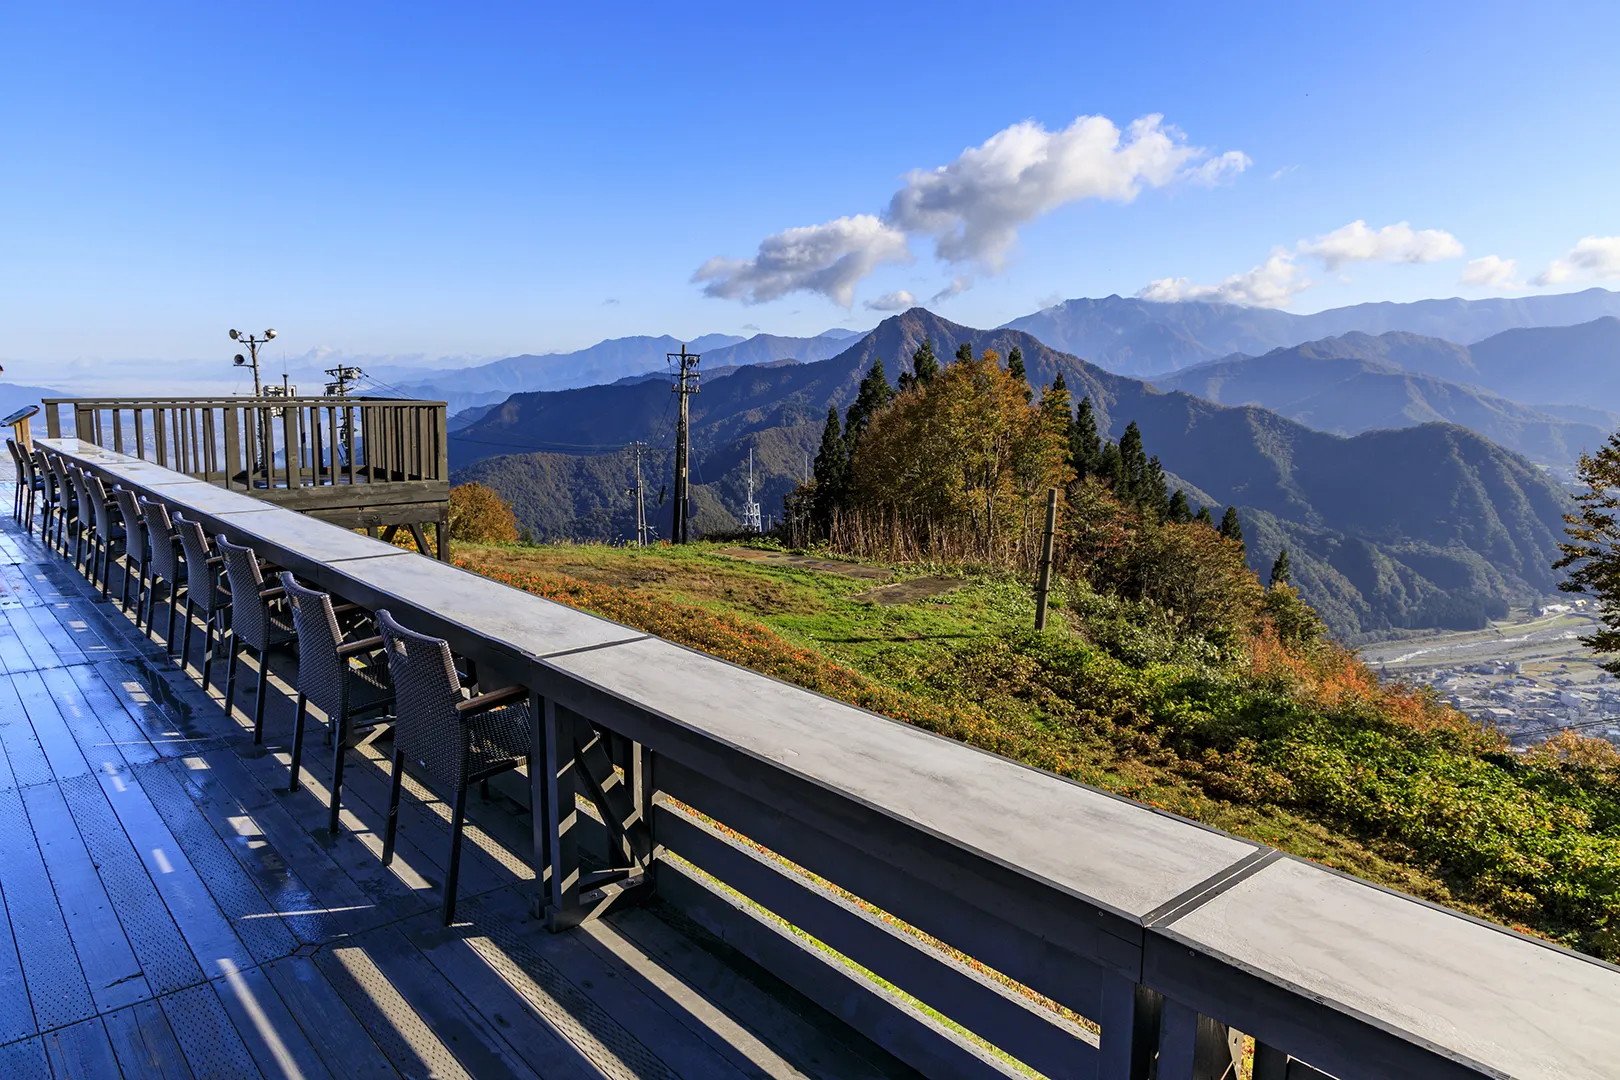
[252,646,273,745]
[165,587,179,656]
[118,553,130,611]
[225,641,240,717]
[288,692,307,793]
[443,784,468,925]
[328,714,348,834]
[182,598,195,670]
[201,611,215,690]
[382,747,405,865]
[142,578,157,638]
[99,543,111,600]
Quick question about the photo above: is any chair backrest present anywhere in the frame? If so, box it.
[42,453,70,507]
[215,533,272,649]
[6,439,21,484]
[83,472,117,538]
[113,487,144,558]
[69,470,93,531]
[281,573,346,715]
[376,609,465,787]
[138,497,180,581]
[172,515,223,615]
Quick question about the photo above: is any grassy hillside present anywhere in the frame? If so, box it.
[450,310,1574,639]
[452,539,1620,962]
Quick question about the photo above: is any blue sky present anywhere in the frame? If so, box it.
[2,1,1617,376]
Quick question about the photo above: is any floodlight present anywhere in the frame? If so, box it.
[229,329,239,340]
[234,354,246,366]
[265,328,277,339]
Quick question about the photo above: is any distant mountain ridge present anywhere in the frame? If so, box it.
[1153,332,1610,467]
[451,309,1573,639]
[1003,288,1620,376]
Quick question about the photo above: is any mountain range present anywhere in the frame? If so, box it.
[1002,288,1620,377]
[451,309,1574,640]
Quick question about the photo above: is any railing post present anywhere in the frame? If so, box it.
[1097,975,1160,1080]
[541,698,581,929]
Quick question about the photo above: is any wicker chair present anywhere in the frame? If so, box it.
[137,497,186,654]
[68,468,96,574]
[112,486,147,616]
[172,515,230,690]
[82,472,125,601]
[216,534,296,742]
[375,609,530,924]
[6,439,38,525]
[41,453,78,558]
[13,442,44,532]
[280,574,393,829]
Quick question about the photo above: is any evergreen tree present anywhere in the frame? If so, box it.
[1167,488,1193,524]
[1007,346,1032,402]
[1194,505,1215,527]
[1219,506,1245,551]
[810,405,848,535]
[1269,547,1292,587]
[1144,455,1171,519]
[899,339,938,392]
[954,341,975,366]
[1098,441,1126,494]
[844,357,895,447]
[1038,373,1072,439]
[1070,395,1101,480]
[1117,421,1147,503]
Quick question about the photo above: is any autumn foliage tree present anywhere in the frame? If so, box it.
[447,481,521,543]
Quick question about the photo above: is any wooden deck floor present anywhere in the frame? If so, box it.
[0,496,920,1080]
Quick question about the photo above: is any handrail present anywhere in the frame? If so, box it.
[41,434,1620,1080]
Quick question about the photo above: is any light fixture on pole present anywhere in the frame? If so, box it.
[229,327,277,398]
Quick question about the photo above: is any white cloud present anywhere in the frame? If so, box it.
[1297,220,1464,271]
[888,114,1233,270]
[1184,150,1253,187]
[931,277,971,303]
[691,215,911,307]
[696,113,1247,306]
[1269,164,1299,181]
[1139,251,1308,308]
[1533,236,1620,287]
[1461,255,1521,288]
[864,290,917,312]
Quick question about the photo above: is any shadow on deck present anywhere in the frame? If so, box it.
[0,492,921,1079]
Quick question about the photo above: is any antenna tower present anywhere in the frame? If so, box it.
[669,345,700,543]
[743,447,762,533]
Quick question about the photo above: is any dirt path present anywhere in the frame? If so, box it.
[715,547,894,581]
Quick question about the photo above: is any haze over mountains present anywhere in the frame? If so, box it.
[1002,288,1620,377]
[451,308,1580,640]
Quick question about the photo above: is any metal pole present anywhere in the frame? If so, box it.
[669,345,699,544]
[1034,487,1058,631]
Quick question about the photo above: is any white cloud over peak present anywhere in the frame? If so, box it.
[1140,219,1468,309]
[1533,236,1620,287]
[864,290,917,312]
[695,113,1247,307]
[692,215,910,307]
[1297,220,1465,271]
[1139,252,1308,308]
[931,277,971,303]
[1461,255,1521,288]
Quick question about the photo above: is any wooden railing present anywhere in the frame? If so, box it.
[43,396,451,556]
[42,436,1620,1080]
[42,395,447,491]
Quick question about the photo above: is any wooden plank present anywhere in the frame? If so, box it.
[36,666,130,777]
[0,786,97,1030]
[103,999,197,1080]
[600,904,923,1080]
[212,956,339,1080]
[41,1016,124,1079]
[127,758,299,965]
[22,782,151,1013]
[56,772,205,997]
[3,605,64,673]
[658,805,1098,1080]
[0,821,39,1043]
[17,594,89,666]
[0,671,51,788]
[63,663,161,766]
[658,859,1021,1080]
[93,759,260,979]
[156,981,263,1080]
[0,1035,52,1080]
[262,954,399,1080]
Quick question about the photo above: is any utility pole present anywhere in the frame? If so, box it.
[669,345,700,544]
[743,446,762,533]
[324,364,364,467]
[626,441,648,546]
[230,327,277,480]
[1034,488,1058,631]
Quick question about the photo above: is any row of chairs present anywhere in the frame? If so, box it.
[6,439,532,923]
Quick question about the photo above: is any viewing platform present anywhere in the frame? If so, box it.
[0,435,1614,1079]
